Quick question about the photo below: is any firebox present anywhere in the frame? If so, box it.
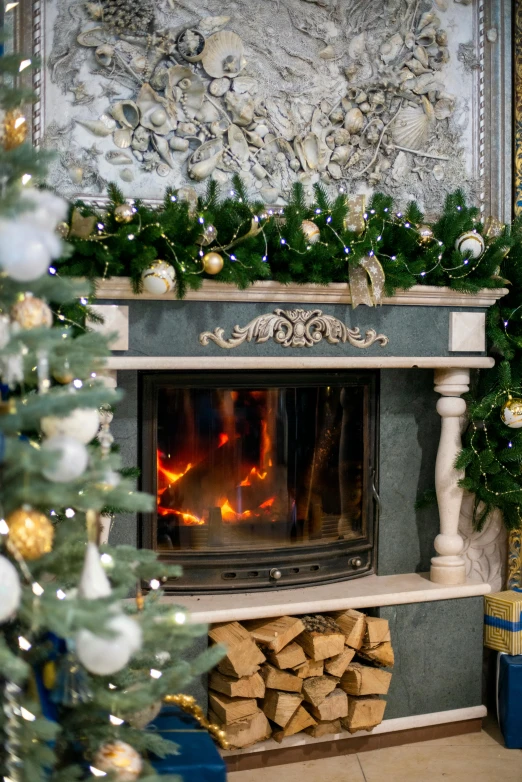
[140,371,379,592]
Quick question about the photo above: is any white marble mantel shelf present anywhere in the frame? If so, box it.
[94,278,508,308]
[161,573,490,625]
[107,356,494,370]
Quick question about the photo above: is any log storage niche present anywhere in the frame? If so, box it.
[208,609,393,749]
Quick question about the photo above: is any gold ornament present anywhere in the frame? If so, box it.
[196,224,218,246]
[141,260,175,294]
[11,294,53,330]
[114,203,134,224]
[6,506,54,560]
[501,395,522,429]
[2,109,28,151]
[483,215,505,241]
[301,219,320,244]
[55,222,70,239]
[43,661,57,690]
[93,741,142,782]
[52,360,74,385]
[69,209,97,239]
[418,224,434,244]
[164,694,230,750]
[202,251,224,275]
[455,230,485,260]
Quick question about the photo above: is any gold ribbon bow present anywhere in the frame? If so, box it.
[344,195,386,308]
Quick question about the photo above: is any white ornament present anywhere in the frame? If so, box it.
[76,613,142,675]
[41,435,89,483]
[141,261,176,295]
[79,542,111,599]
[0,555,21,623]
[455,230,485,260]
[41,408,100,444]
[0,220,51,281]
[20,189,68,231]
[93,741,143,782]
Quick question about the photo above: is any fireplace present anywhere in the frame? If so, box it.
[140,371,379,592]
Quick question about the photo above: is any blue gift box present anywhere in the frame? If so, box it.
[497,653,522,749]
[148,705,227,782]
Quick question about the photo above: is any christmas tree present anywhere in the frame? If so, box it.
[0,34,223,782]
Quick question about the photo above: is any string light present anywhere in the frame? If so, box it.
[18,637,31,651]
[109,715,124,726]
[150,579,160,590]
[19,59,31,72]
[32,583,44,596]
[150,669,162,679]
[0,519,8,535]
[65,508,75,518]
[90,767,107,777]
[56,589,66,600]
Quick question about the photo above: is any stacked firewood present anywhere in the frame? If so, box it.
[208,609,394,749]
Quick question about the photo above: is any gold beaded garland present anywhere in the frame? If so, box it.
[300,219,320,244]
[11,294,53,330]
[114,204,134,224]
[202,251,224,275]
[417,224,434,244]
[6,506,54,560]
[164,694,230,750]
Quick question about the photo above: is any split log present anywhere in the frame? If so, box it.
[209,708,272,750]
[301,675,338,707]
[364,616,391,648]
[245,616,305,653]
[260,663,303,693]
[340,663,392,696]
[296,629,345,661]
[209,621,266,678]
[262,689,303,727]
[359,641,395,668]
[209,670,265,699]
[268,641,306,670]
[308,688,348,721]
[328,609,366,650]
[324,647,356,678]
[208,691,259,725]
[293,658,324,679]
[272,706,316,743]
[341,696,387,733]
[305,718,342,738]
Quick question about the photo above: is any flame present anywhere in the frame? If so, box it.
[218,433,229,448]
[239,466,268,487]
[180,511,204,526]
[259,496,276,509]
[157,451,192,485]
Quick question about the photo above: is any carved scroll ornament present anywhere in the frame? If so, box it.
[199,309,389,350]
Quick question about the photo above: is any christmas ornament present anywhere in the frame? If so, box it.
[41,408,100,444]
[69,209,97,239]
[41,435,89,483]
[6,506,54,560]
[2,109,27,150]
[114,203,134,224]
[141,261,176,294]
[11,294,53,329]
[20,190,68,233]
[52,360,74,385]
[196,224,218,246]
[455,230,485,260]
[418,224,434,244]
[300,219,320,244]
[124,693,162,729]
[202,251,224,275]
[76,614,142,675]
[93,741,143,782]
[56,222,70,239]
[0,555,21,622]
[483,215,505,241]
[501,396,522,429]
[0,221,52,282]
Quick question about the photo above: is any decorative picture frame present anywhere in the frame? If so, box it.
[12,0,512,218]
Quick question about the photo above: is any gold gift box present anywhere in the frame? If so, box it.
[484,590,522,655]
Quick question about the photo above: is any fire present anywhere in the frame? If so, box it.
[180,511,205,526]
[239,467,268,487]
[218,433,229,448]
[259,496,276,509]
[157,451,192,485]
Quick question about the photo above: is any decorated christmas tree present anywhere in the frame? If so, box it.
[0,38,223,782]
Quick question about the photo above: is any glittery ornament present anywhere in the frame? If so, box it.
[2,109,27,150]
[501,396,522,429]
[56,222,70,239]
[6,506,54,560]
[483,215,504,241]
[141,261,175,294]
[93,741,143,782]
[418,224,434,244]
[196,224,218,246]
[202,251,224,275]
[455,230,485,260]
[11,294,52,330]
[114,203,134,224]
[301,219,320,244]
[52,360,74,385]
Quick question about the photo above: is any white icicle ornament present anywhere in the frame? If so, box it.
[0,555,21,623]
[41,408,100,444]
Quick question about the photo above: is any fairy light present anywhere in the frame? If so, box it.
[150,669,162,679]
[18,637,31,651]
[49,267,56,274]
[21,174,31,185]
[20,708,35,722]
[174,611,186,625]
[315,208,321,214]
[230,254,237,261]
[80,297,88,305]
[128,234,135,240]
[198,216,204,224]
[90,767,107,777]
[0,519,8,535]
[101,553,113,566]
[344,247,350,254]
[73,379,83,388]
[262,255,268,262]
[280,238,286,245]
[65,508,75,518]
[108,683,117,690]
[150,579,160,590]
[109,715,124,726]
[14,116,25,129]
[326,216,332,223]
[56,589,66,600]
[5,3,20,10]
[509,442,513,448]
[32,583,44,597]
[19,59,31,72]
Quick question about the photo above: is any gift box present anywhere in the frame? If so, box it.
[148,705,226,782]
[484,589,522,655]
[497,653,522,749]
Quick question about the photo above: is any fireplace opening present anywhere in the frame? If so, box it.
[140,371,379,592]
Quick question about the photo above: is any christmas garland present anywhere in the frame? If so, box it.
[56,179,522,530]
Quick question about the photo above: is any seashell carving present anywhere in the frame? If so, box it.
[407,57,429,76]
[157,163,170,177]
[380,32,403,64]
[331,145,352,166]
[188,138,223,181]
[199,16,231,35]
[225,92,254,127]
[255,124,269,139]
[77,27,106,47]
[391,102,433,151]
[328,162,342,180]
[232,76,258,95]
[177,122,198,137]
[111,100,140,129]
[209,77,231,97]
[150,63,170,91]
[120,168,134,182]
[252,163,268,180]
[168,66,204,119]
[113,128,132,148]
[411,72,444,95]
[433,164,445,181]
[105,150,133,165]
[95,44,114,67]
[195,103,220,123]
[76,114,116,137]
[228,125,249,162]
[333,128,351,146]
[177,29,206,63]
[132,126,150,152]
[329,108,344,125]
[210,119,229,137]
[418,12,438,31]
[294,132,324,172]
[344,108,364,134]
[243,130,264,148]
[413,45,429,67]
[417,26,436,48]
[259,187,279,204]
[152,134,173,168]
[319,45,336,59]
[202,31,246,79]
[434,95,455,120]
[137,84,175,135]
[169,136,190,152]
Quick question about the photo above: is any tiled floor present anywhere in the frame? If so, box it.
[228,719,522,781]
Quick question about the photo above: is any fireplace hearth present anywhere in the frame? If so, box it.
[140,371,378,592]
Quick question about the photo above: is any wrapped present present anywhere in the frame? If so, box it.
[497,653,522,749]
[484,589,522,655]
[148,705,226,782]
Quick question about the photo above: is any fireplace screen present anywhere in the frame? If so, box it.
[141,372,378,592]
